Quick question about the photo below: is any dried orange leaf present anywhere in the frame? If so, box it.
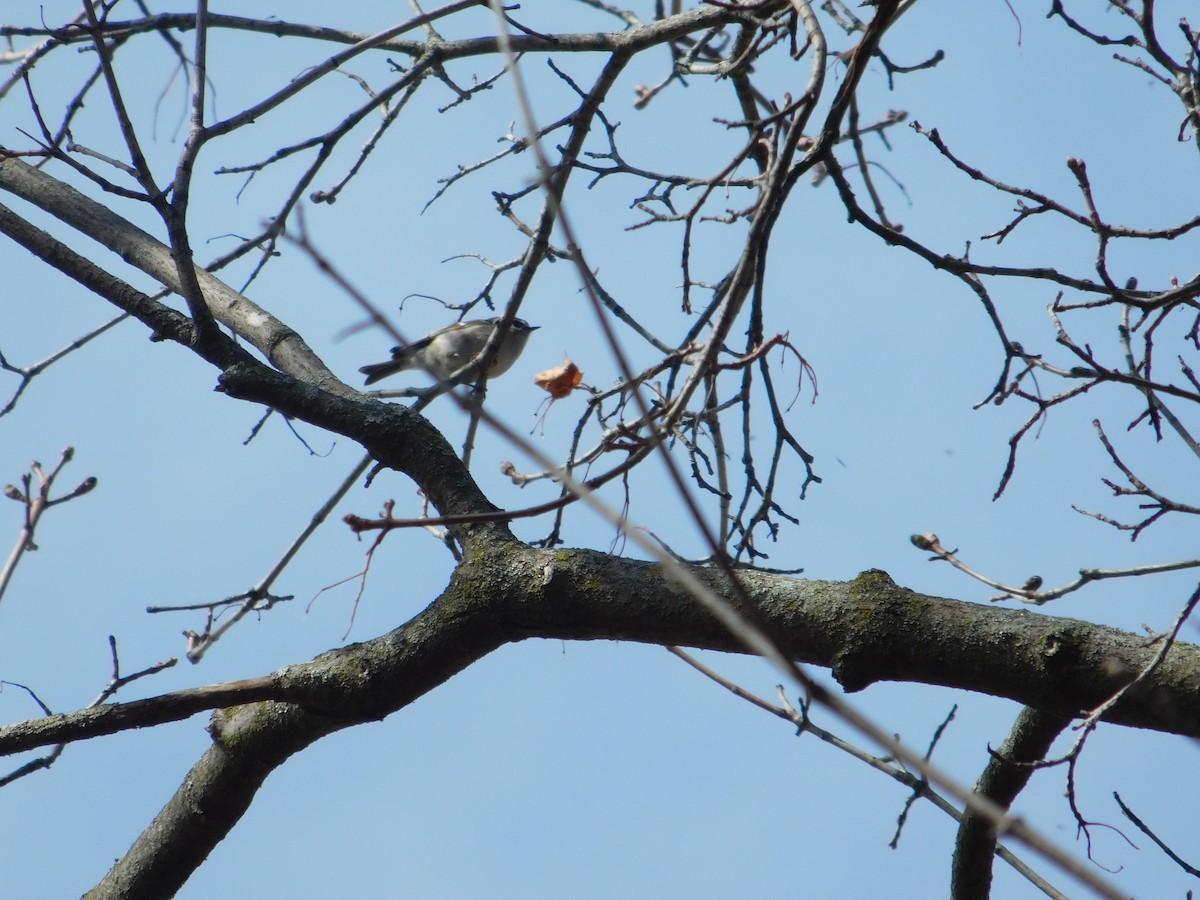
[534,357,583,400]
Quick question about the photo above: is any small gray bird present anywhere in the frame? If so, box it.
[360,317,538,387]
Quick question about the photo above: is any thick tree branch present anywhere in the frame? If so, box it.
[83,701,336,900]
[951,706,1074,899]
[6,561,1198,763]
[0,677,275,755]
[0,154,345,392]
[0,200,251,369]
[216,364,511,544]
[51,555,1198,896]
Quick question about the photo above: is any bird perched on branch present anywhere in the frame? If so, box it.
[360,317,538,387]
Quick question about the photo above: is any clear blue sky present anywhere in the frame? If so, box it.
[2,2,1197,897]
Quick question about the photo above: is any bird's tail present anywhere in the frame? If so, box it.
[360,360,405,386]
